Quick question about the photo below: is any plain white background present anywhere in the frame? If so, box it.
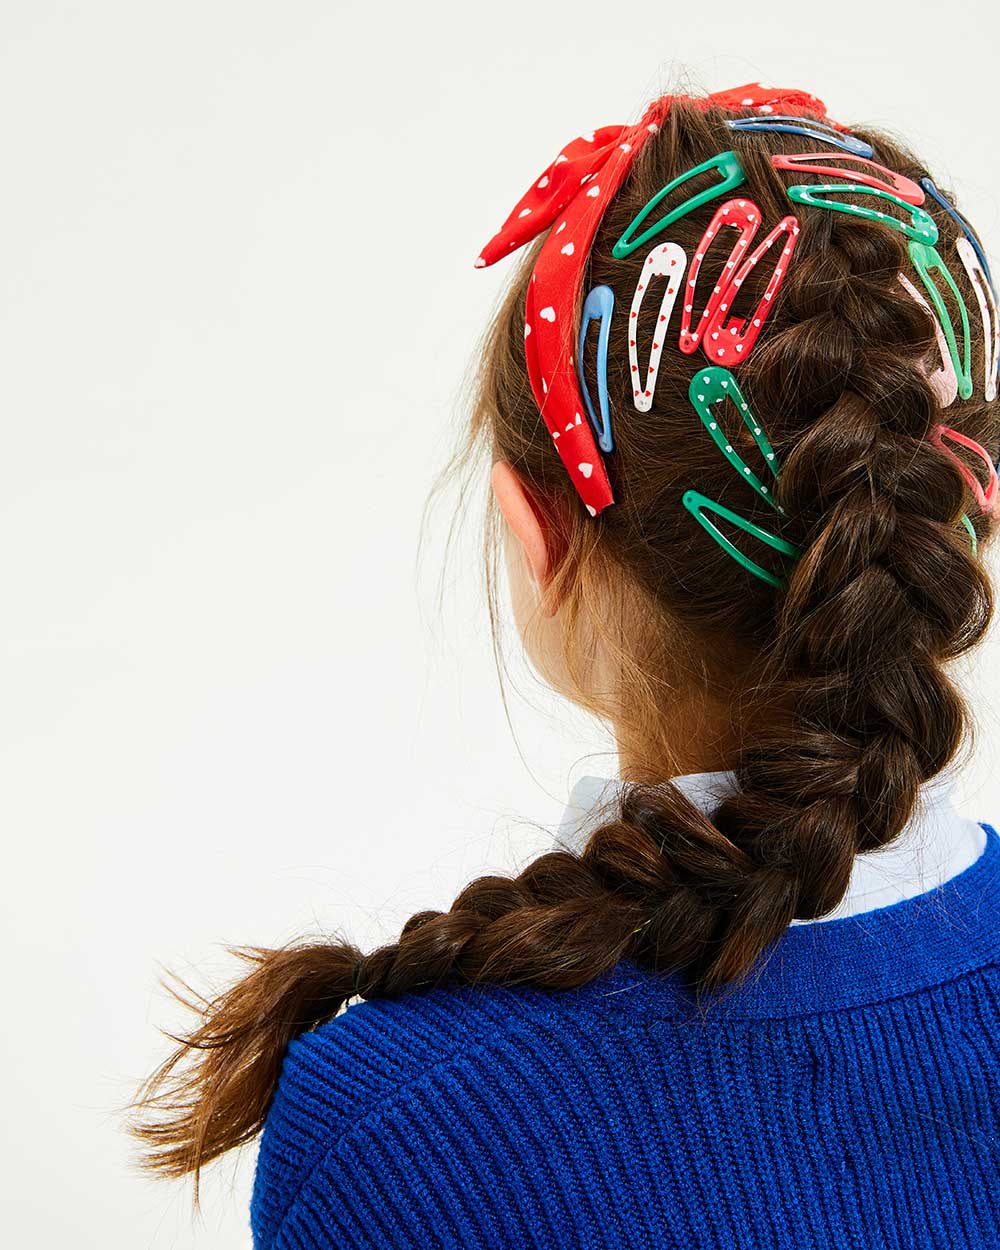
[2,1,999,1245]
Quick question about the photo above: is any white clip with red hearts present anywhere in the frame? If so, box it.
[628,242,687,412]
[956,237,999,402]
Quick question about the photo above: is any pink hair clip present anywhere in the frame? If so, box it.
[956,237,999,402]
[898,271,959,408]
[678,200,799,364]
[930,424,998,514]
[770,152,925,205]
[629,242,687,411]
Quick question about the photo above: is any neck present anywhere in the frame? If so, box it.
[613,700,743,784]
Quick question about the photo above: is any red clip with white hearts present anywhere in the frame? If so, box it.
[678,201,800,364]
[678,199,760,354]
[702,215,800,364]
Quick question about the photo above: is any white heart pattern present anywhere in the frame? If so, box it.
[539,306,556,322]
[578,463,593,478]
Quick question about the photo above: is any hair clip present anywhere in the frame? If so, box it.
[908,241,973,401]
[683,367,799,587]
[678,199,759,353]
[930,424,998,514]
[629,243,687,411]
[898,272,959,408]
[786,183,939,244]
[700,216,799,364]
[960,513,978,557]
[920,177,995,297]
[770,152,925,205]
[679,202,799,363]
[682,491,800,588]
[727,116,874,158]
[688,368,784,511]
[577,285,615,453]
[611,151,746,260]
[955,237,999,402]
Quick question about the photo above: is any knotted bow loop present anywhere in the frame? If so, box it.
[475,123,634,269]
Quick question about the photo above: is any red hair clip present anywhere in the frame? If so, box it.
[930,425,998,514]
[679,201,799,364]
[678,200,760,353]
[770,152,925,205]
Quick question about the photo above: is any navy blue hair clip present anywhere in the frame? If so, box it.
[727,115,873,159]
[577,285,615,453]
[920,176,995,297]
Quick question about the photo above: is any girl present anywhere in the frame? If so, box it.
[132,83,1000,1248]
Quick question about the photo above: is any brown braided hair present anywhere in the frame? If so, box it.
[129,95,998,1198]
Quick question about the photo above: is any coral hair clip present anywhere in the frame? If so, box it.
[930,424,998,514]
[770,152,925,205]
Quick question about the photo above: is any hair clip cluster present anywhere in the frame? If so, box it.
[476,87,997,536]
[615,153,800,414]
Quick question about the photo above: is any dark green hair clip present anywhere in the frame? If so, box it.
[684,368,799,588]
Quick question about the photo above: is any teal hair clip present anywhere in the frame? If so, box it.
[683,491,800,589]
[786,183,939,245]
[684,367,800,588]
[960,513,978,557]
[611,151,746,260]
[688,369,785,513]
[908,240,973,401]
[576,284,615,453]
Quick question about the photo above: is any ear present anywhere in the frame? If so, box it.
[490,460,554,589]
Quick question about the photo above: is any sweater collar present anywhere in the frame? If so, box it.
[557,766,988,924]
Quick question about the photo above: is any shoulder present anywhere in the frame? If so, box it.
[249,977,566,1248]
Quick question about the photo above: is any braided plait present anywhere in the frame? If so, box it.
[694,168,995,982]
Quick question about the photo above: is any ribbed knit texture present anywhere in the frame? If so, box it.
[250,823,1000,1249]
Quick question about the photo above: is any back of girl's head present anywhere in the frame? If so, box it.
[130,85,999,1191]
[475,94,996,978]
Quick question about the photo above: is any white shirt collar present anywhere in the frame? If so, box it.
[556,766,987,923]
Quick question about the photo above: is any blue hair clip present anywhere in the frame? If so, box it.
[727,116,873,159]
[920,176,996,297]
[577,285,615,454]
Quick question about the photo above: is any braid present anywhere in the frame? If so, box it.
[130,98,999,1190]
[698,185,995,983]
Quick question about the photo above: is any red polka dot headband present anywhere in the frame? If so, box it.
[475,83,834,515]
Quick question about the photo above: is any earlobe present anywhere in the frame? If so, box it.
[490,460,552,589]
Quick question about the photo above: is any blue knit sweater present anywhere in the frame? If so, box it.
[250,821,1000,1248]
